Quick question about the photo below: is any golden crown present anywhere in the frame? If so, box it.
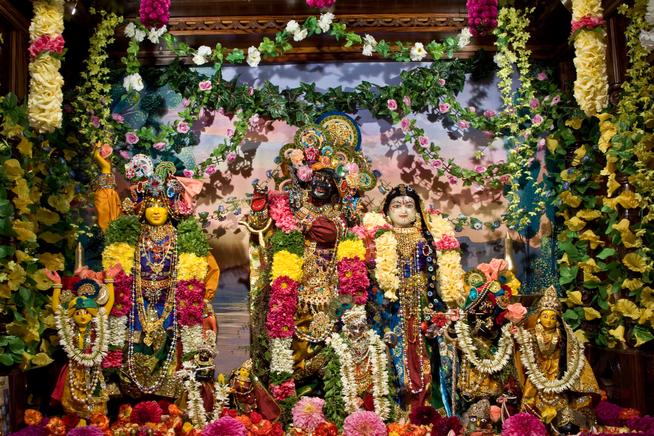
[535,285,562,314]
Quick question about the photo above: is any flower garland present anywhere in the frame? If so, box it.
[466,0,499,36]
[55,307,109,367]
[571,0,609,116]
[328,331,390,420]
[178,364,229,427]
[454,321,513,374]
[515,324,585,394]
[27,0,64,133]
[336,238,369,305]
[373,230,400,301]
[429,214,466,308]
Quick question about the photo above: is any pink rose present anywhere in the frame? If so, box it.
[532,114,544,126]
[111,113,124,123]
[400,117,411,131]
[402,96,412,107]
[478,258,508,281]
[418,136,429,148]
[296,165,313,182]
[483,110,496,118]
[119,150,130,160]
[99,143,113,158]
[438,103,450,113]
[125,132,139,144]
[490,405,502,423]
[457,120,470,129]
[506,303,527,323]
[182,98,190,107]
[198,80,212,91]
[537,71,547,81]
[226,128,234,138]
[530,98,539,109]
[551,95,561,105]
[205,165,217,175]
[387,99,398,111]
[500,174,511,184]
[182,169,194,177]
[177,121,190,133]
[304,147,319,161]
[431,159,443,169]
[475,165,486,174]
[448,175,458,185]
[153,141,166,151]
[438,78,446,86]
[346,162,359,174]
[227,152,237,162]
[483,130,494,139]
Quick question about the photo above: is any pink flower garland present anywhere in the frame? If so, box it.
[466,0,498,36]
[337,257,370,304]
[270,379,296,401]
[501,412,547,436]
[306,0,335,9]
[266,276,299,338]
[101,350,123,369]
[111,270,133,317]
[269,192,298,233]
[139,0,171,28]
[175,279,205,326]
[434,234,460,251]
[28,34,65,58]
[571,15,606,35]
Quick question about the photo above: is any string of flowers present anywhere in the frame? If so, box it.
[454,321,513,374]
[27,0,65,133]
[571,0,609,116]
[335,237,369,305]
[428,214,467,308]
[55,307,109,367]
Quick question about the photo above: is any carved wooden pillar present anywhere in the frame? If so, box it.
[0,0,29,100]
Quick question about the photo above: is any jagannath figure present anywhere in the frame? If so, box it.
[93,149,219,400]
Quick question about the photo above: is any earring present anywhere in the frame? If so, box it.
[415,218,422,230]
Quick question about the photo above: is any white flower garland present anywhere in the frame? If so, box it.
[454,321,513,374]
[178,365,230,427]
[374,231,400,301]
[270,338,294,375]
[329,331,390,420]
[181,325,206,355]
[430,215,466,307]
[515,324,585,394]
[108,315,127,347]
[56,307,109,367]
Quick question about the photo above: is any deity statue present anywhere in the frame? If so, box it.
[93,150,219,400]
[514,286,600,433]
[242,120,376,400]
[453,259,521,414]
[325,306,392,424]
[49,270,114,419]
[371,184,456,412]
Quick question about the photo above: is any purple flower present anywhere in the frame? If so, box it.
[537,71,548,81]
[183,169,194,178]
[551,95,561,105]
[438,103,450,113]
[402,95,412,107]
[457,120,470,129]
[431,159,443,169]
[530,98,539,109]
[153,141,166,151]
[532,114,544,126]
[387,99,398,111]
[205,165,217,175]
[91,115,100,128]
[418,136,430,148]
[483,110,496,118]
[475,165,486,174]
[227,152,237,162]
[177,121,190,133]
[448,175,458,185]
[125,132,139,144]
[119,150,130,160]
[400,117,411,131]
[226,128,234,138]
[111,113,124,123]
[438,78,446,86]
[198,80,212,91]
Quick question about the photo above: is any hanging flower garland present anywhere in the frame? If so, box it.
[454,321,514,374]
[336,237,369,305]
[27,0,65,133]
[571,0,609,116]
[55,307,109,367]
[178,364,230,427]
[428,214,467,308]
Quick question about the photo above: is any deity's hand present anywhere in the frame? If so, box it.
[93,143,112,174]
[44,268,62,285]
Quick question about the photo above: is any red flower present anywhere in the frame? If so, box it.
[111,270,132,317]
[337,257,370,304]
[270,379,296,401]
[409,405,440,426]
[267,277,298,338]
[101,350,123,368]
[270,422,284,436]
[175,279,205,326]
[139,0,171,27]
[131,401,163,425]
[466,0,498,36]
[362,393,375,411]
[28,34,65,58]
[314,422,338,436]
[249,411,263,425]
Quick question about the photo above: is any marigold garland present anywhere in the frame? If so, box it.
[429,214,466,308]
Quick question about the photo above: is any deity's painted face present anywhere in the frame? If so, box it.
[539,309,558,329]
[387,195,417,228]
[310,170,336,202]
[144,198,169,226]
[72,308,93,327]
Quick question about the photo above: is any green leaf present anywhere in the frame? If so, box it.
[0,354,13,366]
[633,325,654,347]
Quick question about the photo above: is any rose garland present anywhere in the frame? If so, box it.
[454,321,514,374]
[571,0,609,116]
[55,307,109,367]
[328,330,391,420]
[429,214,467,308]
[515,324,585,394]
[27,0,65,133]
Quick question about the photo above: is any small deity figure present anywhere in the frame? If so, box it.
[372,184,449,411]
[49,271,114,419]
[93,150,219,399]
[461,399,493,435]
[326,306,392,423]
[453,259,521,412]
[514,286,600,433]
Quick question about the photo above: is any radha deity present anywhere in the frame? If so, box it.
[93,150,219,400]
[372,184,464,412]
[514,285,600,433]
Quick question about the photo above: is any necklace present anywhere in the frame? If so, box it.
[515,324,585,394]
[141,223,174,275]
[56,308,109,367]
[455,320,514,374]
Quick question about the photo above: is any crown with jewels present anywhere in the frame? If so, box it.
[342,305,367,326]
[535,285,562,314]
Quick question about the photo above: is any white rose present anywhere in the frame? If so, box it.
[293,28,308,42]
[123,73,144,92]
[640,29,654,51]
[457,27,472,48]
[410,42,427,61]
[285,20,300,34]
[134,28,146,42]
[147,25,166,44]
[247,46,261,67]
[192,54,208,65]
[124,22,136,38]
[318,12,334,33]
[363,34,377,47]
[362,44,374,56]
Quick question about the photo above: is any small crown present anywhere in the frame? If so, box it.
[342,305,366,326]
[535,285,562,314]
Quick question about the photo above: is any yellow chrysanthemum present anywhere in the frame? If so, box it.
[583,307,601,320]
[102,243,135,273]
[362,212,388,231]
[178,253,209,281]
[271,250,303,282]
[613,298,641,320]
[622,253,650,273]
[336,239,366,261]
[428,214,455,240]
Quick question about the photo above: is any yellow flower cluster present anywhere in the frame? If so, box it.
[102,243,135,273]
[428,214,452,240]
[437,251,466,307]
[271,250,303,282]
[571,0,608,116]
[362,212,387,230]
[27,0,64,133]
[374,232,399,301]
[178,253,209,281]
[336,239,366,261]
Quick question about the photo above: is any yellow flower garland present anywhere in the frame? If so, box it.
[271,250,303,282]
[102,243,135,273]
[374,231,400,301]
[178,253,209,281]
[429,215,466,307]
[336,239,366,261]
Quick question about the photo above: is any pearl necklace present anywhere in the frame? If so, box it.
[454,320,513,374]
